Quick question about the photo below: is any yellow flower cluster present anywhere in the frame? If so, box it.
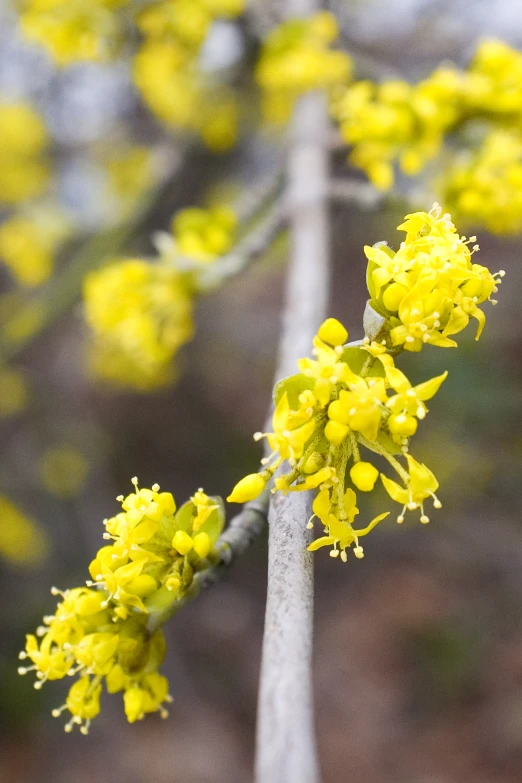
[20,0,128,65]
[256,12,352,124]
[332,39,522,212]
[83,258,194,390]
[332,72,460,190]
[0,210,70,287]
[228,209,503,561]
[136,0,245,49]
[227,315,445,560]
[132,0,244,148]
[365,206,504,350]
[19,479,225,732]
[19,0,245,150]
[84,203,237,389]
[0,102,50,205]
[133,47,239,153]
[442,130,522,235]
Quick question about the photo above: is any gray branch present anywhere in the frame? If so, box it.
[197,197,285,291]
[255,7,331,777]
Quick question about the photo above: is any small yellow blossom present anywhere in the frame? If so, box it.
[308,487,389,561]
[349,461,379,492]
[381,454,441,524]
[171,206,237,263]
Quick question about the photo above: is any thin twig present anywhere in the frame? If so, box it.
[197,197,286,291]
[146,492,270,633]
[255,4,331,780]
[329,178,385,209]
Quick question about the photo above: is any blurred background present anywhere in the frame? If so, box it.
[0,0,521,781]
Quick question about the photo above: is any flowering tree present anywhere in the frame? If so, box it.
[3,0,515,780]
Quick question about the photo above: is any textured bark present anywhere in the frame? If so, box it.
[254,72,330,783]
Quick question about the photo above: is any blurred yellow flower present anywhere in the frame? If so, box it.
[257,12,352,124]
[0,211,70,287]
[0,368,29,417]
[0,102,50,205]
[442,130,522,234]
[20,0,127,65]
[83,258,193,389]
[39,446,89,498]
[0,496,48,565]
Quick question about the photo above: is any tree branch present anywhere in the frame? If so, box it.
[255,9,331,780]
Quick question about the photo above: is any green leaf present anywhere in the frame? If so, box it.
[339,343,385,378]
[144,586,180,622]
[173,500,195,533]
[378,430,405,455]
[197,496,225,544]
[273,374,315,407]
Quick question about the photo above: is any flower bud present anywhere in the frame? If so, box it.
[126,575,158,598]
[324,420,349,445]
[192,532,211,559]
[382,282,408,312]
[226,473,266,503]
[318,318,348,346]
[171,530,193,555]
[388,413,418,437]
[350,461,379,492]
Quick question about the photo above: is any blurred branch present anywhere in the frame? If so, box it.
[0,158,284,366]
[191,494,269,592]
[0,173,174,366]
[329,177,385,208]
[254,6,330,783]
[147,492,270,634]
[197,196,285,291]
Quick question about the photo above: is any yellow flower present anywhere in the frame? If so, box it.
[298,336,352,407]
[20,0,126,65]
[317,317,348,346]
[0,102,50,204]
[384,366,448,441]
[171,206,237,263]
[309,488,389,561]
[133,41,202,130]
[349,461,379,492]
[327,376,387,443]
[381,454,441,524]
[0,496,47,565]
[256,12,352,123]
